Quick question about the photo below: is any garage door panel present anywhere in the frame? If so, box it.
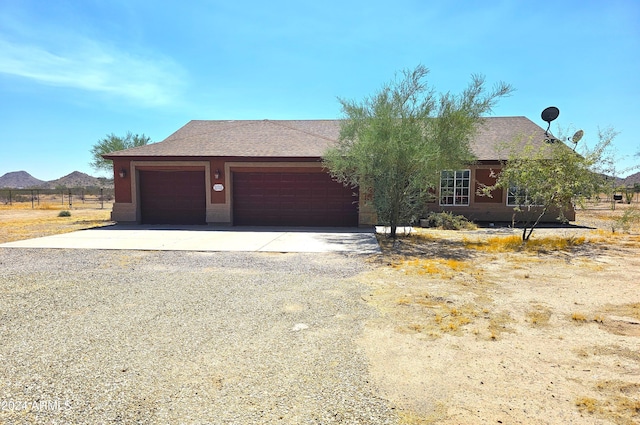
[139,170,205,225]
[233,172,358,226]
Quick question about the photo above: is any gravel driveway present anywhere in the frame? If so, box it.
[0,248,397,424]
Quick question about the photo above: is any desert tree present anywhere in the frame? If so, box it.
[90,132,151,172]
[323,64,513,238]
[481,127,618,241]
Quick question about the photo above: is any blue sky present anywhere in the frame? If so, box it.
[1,0,639,180]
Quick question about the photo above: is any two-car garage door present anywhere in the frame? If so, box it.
[233,172,358,226]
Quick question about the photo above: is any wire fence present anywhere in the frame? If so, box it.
[0,188,115,209]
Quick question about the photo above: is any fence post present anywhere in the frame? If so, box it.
[68,190,72,209]
[36,189,40,206]
[100,188,104,209]
[31,189,34,209]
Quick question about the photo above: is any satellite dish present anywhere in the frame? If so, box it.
[571,129,584,144]
[541,106,560,136]
[541,106,560,123]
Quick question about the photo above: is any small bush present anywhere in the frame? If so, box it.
[58,210,71,217]
[421,211,476,230]
[571,312,588,322]
[613,207,640,233]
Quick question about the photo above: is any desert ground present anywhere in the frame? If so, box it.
[1,200,639,424]
[362,203,640,424]
[0,199,113,243]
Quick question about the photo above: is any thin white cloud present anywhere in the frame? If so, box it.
[0,35,186,107]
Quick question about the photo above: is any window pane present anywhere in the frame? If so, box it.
[440,169,470,206]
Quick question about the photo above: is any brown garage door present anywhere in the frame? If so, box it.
[139,170,206,224]
[233,172,358,226]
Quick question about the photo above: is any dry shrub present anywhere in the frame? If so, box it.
[421,211,476,230]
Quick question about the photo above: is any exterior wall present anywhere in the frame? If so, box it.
[110,157,372,226]
[112,158,133,203]
[111,159,574,226]
[430,164,576,223]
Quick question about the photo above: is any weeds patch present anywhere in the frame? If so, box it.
[463,235,587,253]
[392,258,469,278]
[576,381,640,425]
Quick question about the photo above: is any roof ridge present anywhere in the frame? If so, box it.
[265,119,339,143]
[159,120,258,144]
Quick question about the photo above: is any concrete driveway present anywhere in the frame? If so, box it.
[0,224,381,254]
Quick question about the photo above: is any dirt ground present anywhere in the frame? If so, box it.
[0,200,113,243]
[360,204,640,424]
[1,201,639,423]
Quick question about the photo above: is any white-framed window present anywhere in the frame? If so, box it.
[507,186,542,206]
[439,170,470,206]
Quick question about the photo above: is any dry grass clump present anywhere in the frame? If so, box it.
[402,300,480,338]
[463,234,587,253]
[487,310,516,340]
[576,381,640,425]
[434,304,476,334]
[571,312,588,322]
[575,397,598,413]
[526,305,552,326]
[392,258,468,277]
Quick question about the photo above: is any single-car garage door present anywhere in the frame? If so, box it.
[139,170,206,224]
[233,172,358,226]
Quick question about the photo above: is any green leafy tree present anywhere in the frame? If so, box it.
[323,65,513,238]
[482,128,618,241]
[90,132,151,172]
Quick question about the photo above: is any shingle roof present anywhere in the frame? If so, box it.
[471,116,549,160]
[103,117,549,160]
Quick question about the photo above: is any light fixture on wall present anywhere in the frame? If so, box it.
[214,169,221,179]
[119,168,127,178]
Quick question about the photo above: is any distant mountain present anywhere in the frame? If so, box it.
[621,171,640,186]
[0,171,113,189]
[0,171,46,188]
[47,171,111,189]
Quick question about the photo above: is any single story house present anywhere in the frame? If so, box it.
[103,116,574,226]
